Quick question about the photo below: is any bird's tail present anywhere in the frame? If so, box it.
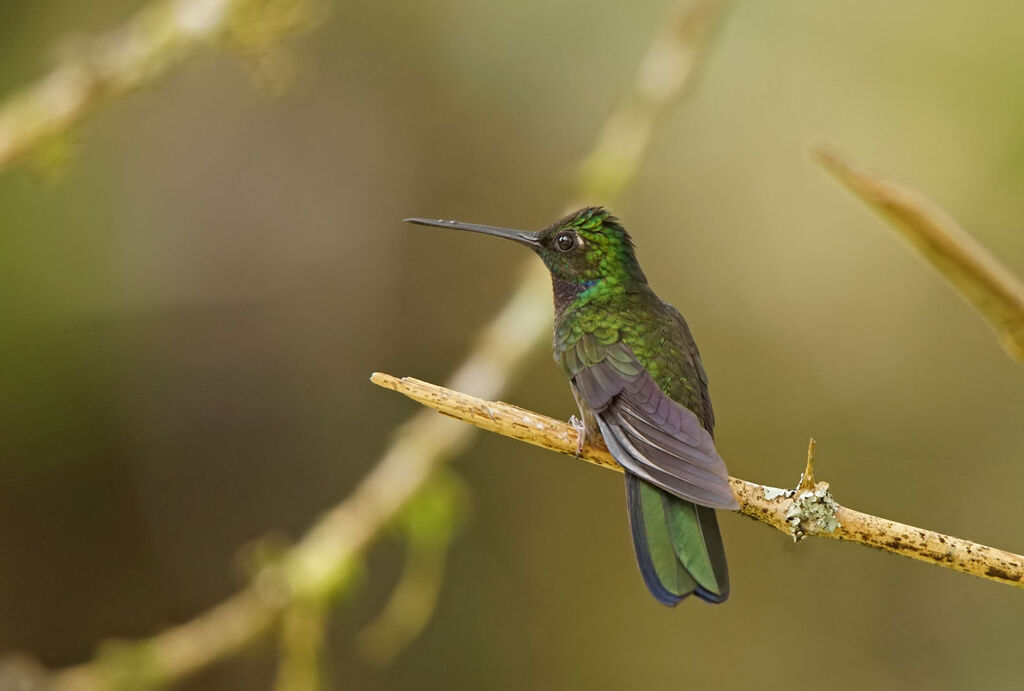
[625,472,729,605]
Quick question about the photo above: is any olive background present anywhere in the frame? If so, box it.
[1,1,1023,689]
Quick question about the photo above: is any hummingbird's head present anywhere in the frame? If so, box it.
[404,206,646,286]
[531,207,646,285]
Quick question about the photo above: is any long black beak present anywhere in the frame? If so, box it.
[404,217,542,247]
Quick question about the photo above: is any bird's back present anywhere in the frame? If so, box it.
[556,286,713,432]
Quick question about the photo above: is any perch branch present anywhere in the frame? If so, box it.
[371,372,1024,591]
[814,144,1024,363]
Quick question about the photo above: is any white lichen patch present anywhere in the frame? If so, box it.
[784,483,840,542]
[762,486,792,501]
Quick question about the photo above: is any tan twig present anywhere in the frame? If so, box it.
[372,372,1024,591]
[4,1,732,689]
[796,437,816,491]
[814,144,1024,363]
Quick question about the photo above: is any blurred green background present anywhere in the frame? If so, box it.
[2,1,1024,689]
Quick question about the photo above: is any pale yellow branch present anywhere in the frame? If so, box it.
[371,372,1024,591]
[814,144,1024,363]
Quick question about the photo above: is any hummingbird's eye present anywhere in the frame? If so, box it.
[554,232,576,252]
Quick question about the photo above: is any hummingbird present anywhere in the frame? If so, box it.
[405,207,738,605]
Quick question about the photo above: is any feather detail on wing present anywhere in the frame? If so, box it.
[567,335,738,511]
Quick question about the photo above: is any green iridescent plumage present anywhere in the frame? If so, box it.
[406,207,738,606]
[555,290,710,424]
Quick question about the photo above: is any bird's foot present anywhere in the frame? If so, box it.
[569,415,586,457]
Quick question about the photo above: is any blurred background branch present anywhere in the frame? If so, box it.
[0,0,318,174]
[371,372,1024,591]
[0,0,733,688]
[273,599,329,691]
[815,144,1024,364]
[356,472,465,667]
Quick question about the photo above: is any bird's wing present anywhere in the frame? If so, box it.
[565,332,738,510]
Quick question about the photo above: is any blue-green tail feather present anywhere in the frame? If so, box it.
[625,473,729,605]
